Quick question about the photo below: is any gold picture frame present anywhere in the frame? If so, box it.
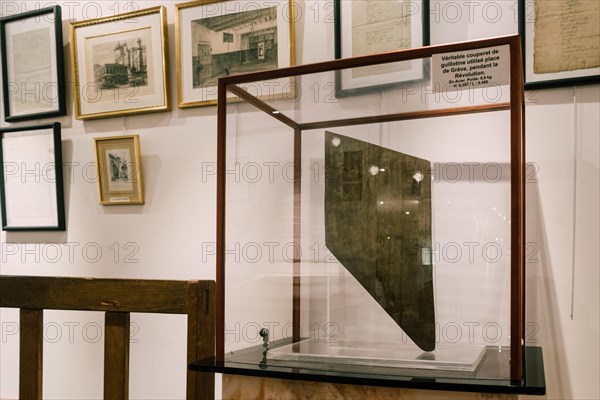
[70,6,170,120]
[94,135,144,205]
[175,0,296,108]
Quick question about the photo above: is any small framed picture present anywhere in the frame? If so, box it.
[334,0,430,97]
[519,0,600,89]
[0,123,65,231]
[175,0,296,108]
[94,135,144,205]
[0,6,66,122]
[70,6,170,120]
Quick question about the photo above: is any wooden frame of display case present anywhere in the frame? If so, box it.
[215,34,526,382]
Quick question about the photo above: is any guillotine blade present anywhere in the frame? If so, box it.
[324,131,436,352]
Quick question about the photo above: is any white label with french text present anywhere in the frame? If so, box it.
[432,45,510,92]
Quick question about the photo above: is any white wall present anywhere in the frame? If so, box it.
[1,1,598,399]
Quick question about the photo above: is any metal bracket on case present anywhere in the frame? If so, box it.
[259,328,270,369]
[259,328,270,354]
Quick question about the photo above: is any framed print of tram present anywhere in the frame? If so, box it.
[70,6,170,120]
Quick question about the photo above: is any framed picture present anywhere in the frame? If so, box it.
[70,6,170,120]
[0,6,66,122]
[519,0,599,89]
[0,123,65,231]
[94,135,144,205]
[334,0,430,97]
[175,0,296,108]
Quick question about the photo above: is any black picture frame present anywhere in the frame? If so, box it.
[334,0,430,97]
[0,6,66,122]
[519,0,600,90]
[0,122,65,231]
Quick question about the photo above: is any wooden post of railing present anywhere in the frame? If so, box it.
[19,309,43,400]
[188,281,216,400]
[104,312,131,399]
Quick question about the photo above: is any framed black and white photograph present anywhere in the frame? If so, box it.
[334,0,430,97]
[0,123,65,231]
[519,0,599,89]
[0,6,66,122]
[176,0,296,108]
[70,6,170,120]
[94,135,144,205]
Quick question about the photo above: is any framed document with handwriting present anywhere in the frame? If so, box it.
[0,6,66,122]
[519,0,599,89]
[334,0,430,97]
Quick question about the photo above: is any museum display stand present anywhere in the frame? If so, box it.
[189,34,545,396]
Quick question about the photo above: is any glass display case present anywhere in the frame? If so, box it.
[212,35,532,387]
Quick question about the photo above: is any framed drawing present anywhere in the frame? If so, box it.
[334,0,430,97]
[94,135,144,205]
[0,123,65,231]
[70,6,170,120]
[0,6,66,122]
[519,0,599,89]
[175,0,296,108]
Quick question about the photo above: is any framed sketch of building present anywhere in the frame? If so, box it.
[0,6,66,122]
[176,0,296,108]
[70,6,170,120]
[0,123,65,231]
[519,0,599,89]
[94,135,144,205]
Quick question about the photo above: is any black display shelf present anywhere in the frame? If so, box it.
[189,343,545,395]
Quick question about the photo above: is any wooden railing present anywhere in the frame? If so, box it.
[0,276,215,400]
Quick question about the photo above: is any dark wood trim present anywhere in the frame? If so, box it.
[189,281,216,400]
[293,128,302,342]
[520,52,528,381]
[187,283,199,400]
[216,80,227,362]
[509,35,525,382]
[20,309,43,400]
[0,276,191,313]
[104,312,130,399]
[219,35,519,86]
[298,103,511,131]
[226,85,301,130]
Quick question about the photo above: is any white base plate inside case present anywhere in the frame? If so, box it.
[267,339,487,372]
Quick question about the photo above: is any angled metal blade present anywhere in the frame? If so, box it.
[324,131,435,351]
